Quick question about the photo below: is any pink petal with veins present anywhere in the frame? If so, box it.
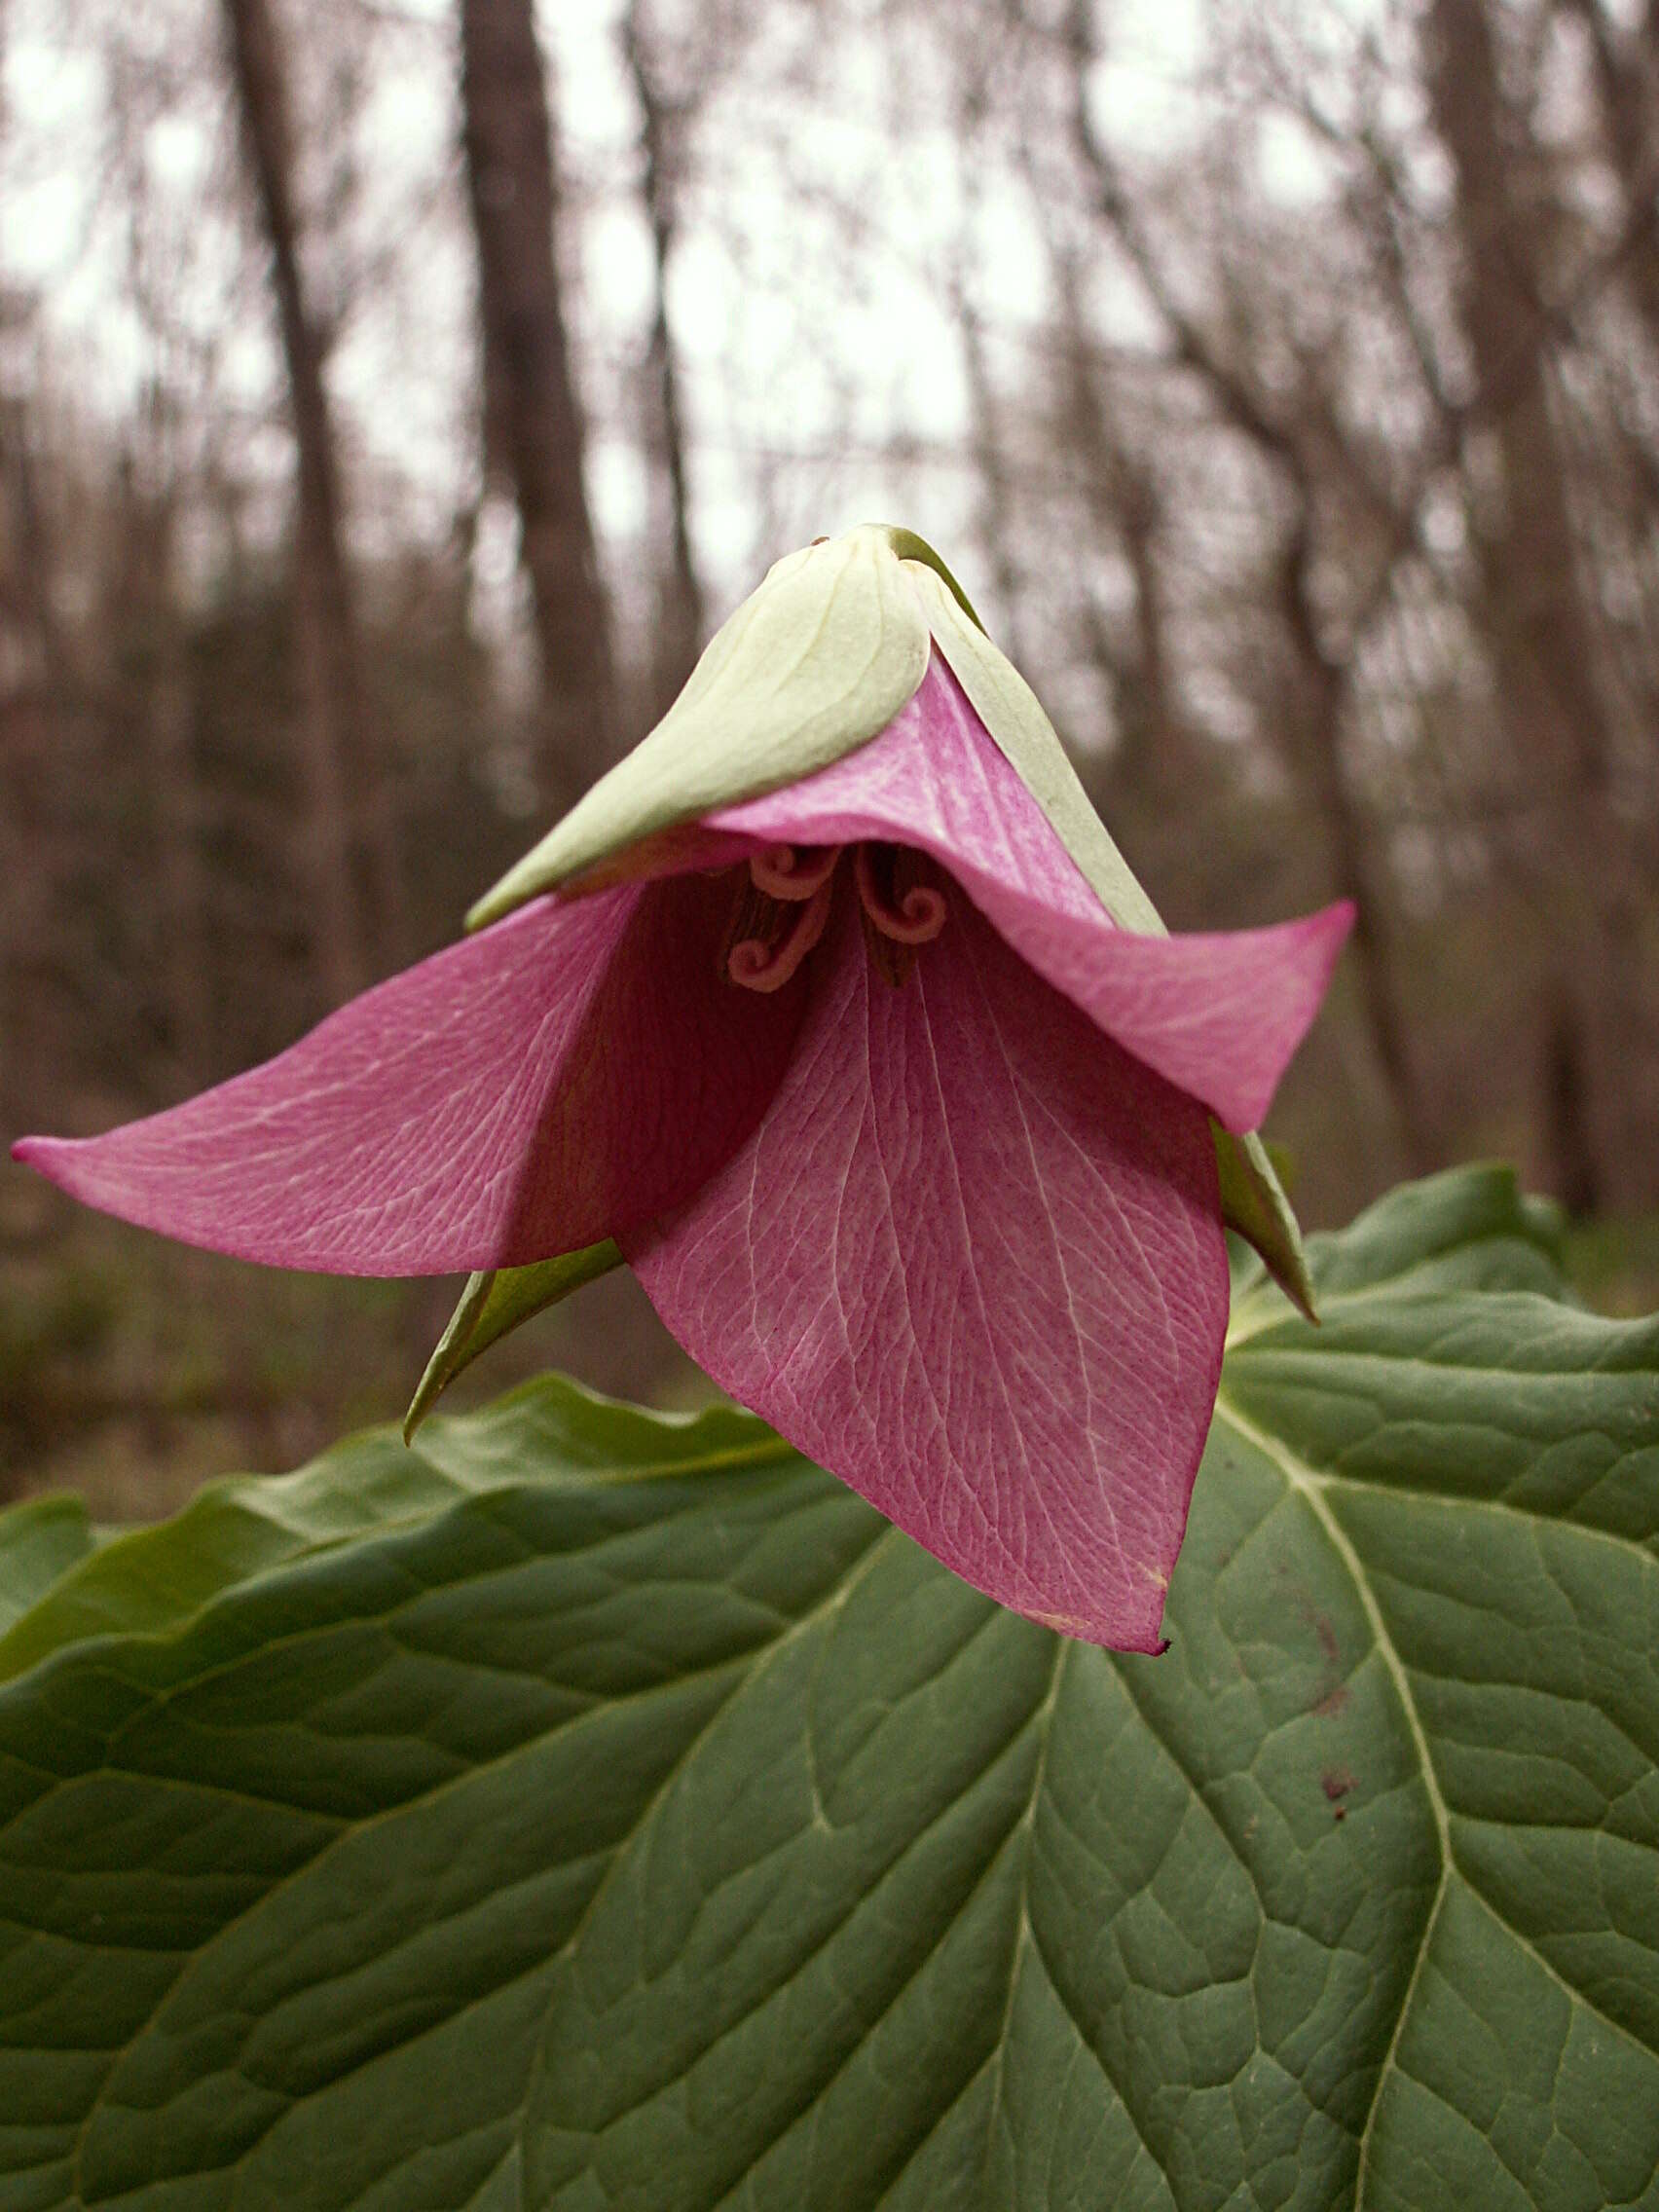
[702,656,1353,1132]
[628,889,1229,1651]
[14,876,803,1274]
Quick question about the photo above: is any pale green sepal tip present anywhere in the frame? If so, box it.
[467,525,931,930]
[877,527,987,633]
[1215,1126,1317,1320]
[904,561,1165,935]
[403,1240,624,1442]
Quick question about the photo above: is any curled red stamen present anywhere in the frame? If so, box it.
[749,843,842,902]
[727,878,834,993]
[853,844,947,945]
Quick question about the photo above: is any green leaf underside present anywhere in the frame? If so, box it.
[403,1244,623,1443]
[1,1168,1654,2210]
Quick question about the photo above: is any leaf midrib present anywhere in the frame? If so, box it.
[975,1638,1070,2194]
[1264,1462,1658,1567]
[1214,1390,1656,2203]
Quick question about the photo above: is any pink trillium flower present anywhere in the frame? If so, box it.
[14,528,1350,1650]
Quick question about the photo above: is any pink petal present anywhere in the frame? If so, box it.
[14,877,803,1275]
[702,657,1352,1132]
[627,891,1230,1651]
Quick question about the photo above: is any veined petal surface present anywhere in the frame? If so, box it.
[628,891,1230,1651]
[702,656,1352,1133]
[15,877,803,1274]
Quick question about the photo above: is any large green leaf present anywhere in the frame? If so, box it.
[0,1496,94,1639]
[0,1167,1654,2209]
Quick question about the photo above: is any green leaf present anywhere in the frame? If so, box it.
[1229,1160,1570,1337]
[0,1494,94,1637]
[403,1243,624,1442]
[468,528,931,928]
[1,1167,1654,2209]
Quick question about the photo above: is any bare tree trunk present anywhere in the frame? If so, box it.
[0,387,73,1132]
[117,429,212,1087]
[0,388,71,701]
[1050,260,1193,828]
[954,280,1025,655]
[1543,982,1601,1220]
[1272,515,1437,1170]
[1428,0,1612,800]
[1563,0,1659,354]
[144,637,210,1080]
[222,0,402,1006]
[461,0,618,811]
[1427,0,1648,1205]
[623,5,704,719]
[947,56,1028,660]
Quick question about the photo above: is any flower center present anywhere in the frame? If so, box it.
[721,842,947,993]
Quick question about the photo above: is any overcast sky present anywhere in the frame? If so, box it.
[0,0,1350,616]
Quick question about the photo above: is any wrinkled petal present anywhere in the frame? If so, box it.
[14,877,804,1274]
[627,891,1230,1651]
[701,657,1352,1132]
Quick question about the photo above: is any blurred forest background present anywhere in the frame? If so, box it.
[3,0,1657,1516]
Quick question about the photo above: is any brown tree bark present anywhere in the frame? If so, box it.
[623,4,705,720]
[0,390,63,1140]
[222,0,400,1005]
[114,435,212,1088]
[1426,0,1649,1205]
[1564,0,1659,354]
[950,58,1028,665]
[1051,260,1193,829]
[0,378,121,1139]
[461,0,618,811]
